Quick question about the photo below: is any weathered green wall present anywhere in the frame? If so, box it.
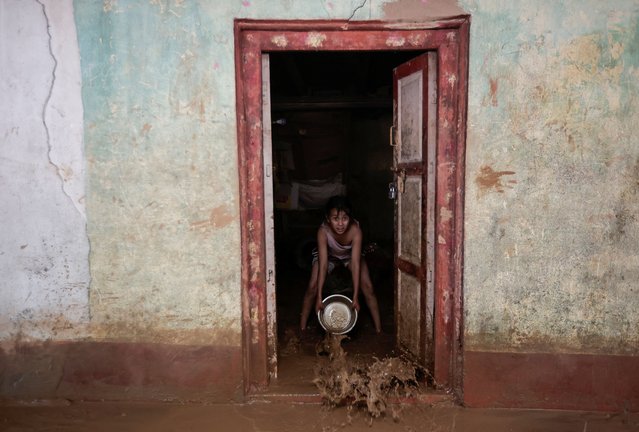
[73,0,639,355]
[72,0,466,347]
[462,0,639,355]
[75,2,242,345]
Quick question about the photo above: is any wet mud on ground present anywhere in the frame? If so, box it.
[269,254,405,399]
[4,250,638,430]
[2,400,638,432]
[313,333,423,420]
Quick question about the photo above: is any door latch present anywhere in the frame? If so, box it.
[388,182,397,200]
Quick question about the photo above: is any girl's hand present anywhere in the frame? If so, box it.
[352,298,361,311]
[316,297,325,312]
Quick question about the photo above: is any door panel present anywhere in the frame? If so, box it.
[398,70,423,163]
[393,52,434,367]
[398,177,422,265]
[398,271,421,356]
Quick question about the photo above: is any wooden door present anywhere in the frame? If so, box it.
[393,52,437,370]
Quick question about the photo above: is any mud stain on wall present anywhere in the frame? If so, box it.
[489,77,498,106]
[190,205,234,231]
[474,165,516,196]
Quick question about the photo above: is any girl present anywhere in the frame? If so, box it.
[299,196,382,333]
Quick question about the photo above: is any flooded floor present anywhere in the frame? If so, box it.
[6,247,637,430]
[269,251,401,397]
[2,253,638,431]
[2,400,638,432]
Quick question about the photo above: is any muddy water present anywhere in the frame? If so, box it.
[2,400,637,431]
[271,320,398,396]
[313,334,420,420]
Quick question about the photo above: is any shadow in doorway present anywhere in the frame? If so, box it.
[265,51,421,396]
[271,233,397,395]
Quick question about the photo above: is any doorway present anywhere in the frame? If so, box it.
[266,51,420,390]
[234,18,469,399]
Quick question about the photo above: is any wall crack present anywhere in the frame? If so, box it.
[36,0,83,218]
[347,0,368,21]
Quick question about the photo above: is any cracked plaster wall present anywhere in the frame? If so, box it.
[462,0,639,355]
[2,0,455,350]
[3,0,637,359]
[73,0,440,347]
[0,0,89,345]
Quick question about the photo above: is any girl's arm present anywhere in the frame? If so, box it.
[315,228,329,312]
[350,226,363,311]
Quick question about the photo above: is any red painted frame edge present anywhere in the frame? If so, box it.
[453,18,470,399]
[234,18,470,397]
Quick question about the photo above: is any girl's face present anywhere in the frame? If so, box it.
[327,209,350,235]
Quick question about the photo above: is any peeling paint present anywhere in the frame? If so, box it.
[386,35,406,47]
[250,308,259,343]
[445,192,453,203]
[305,32,327,48]
[447,72,458,88]
[440,206,453,223]
[407,33,426,46]
[271,35,288,47]
[102,0,115,13]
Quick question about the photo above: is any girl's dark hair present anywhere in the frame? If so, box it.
[325,195,353,219]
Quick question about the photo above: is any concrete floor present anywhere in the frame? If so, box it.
[1,399,638,432]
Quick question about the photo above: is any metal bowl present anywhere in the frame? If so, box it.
[317,294,358,334]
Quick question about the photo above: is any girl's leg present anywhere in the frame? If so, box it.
[300,262,319,330]
[359,260,382,333]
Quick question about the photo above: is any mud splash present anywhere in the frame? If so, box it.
[313,334,420,421]
[280,328,301,356]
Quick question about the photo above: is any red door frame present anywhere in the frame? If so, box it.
[234,18,470,397]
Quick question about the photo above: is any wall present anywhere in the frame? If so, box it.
[1,0,638,408]
[0,0,463,402]
[72,0,462,349]
[0,0,89,346]
[74,1,242,348]
[463,0,639,356]
[460,0,639,410]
